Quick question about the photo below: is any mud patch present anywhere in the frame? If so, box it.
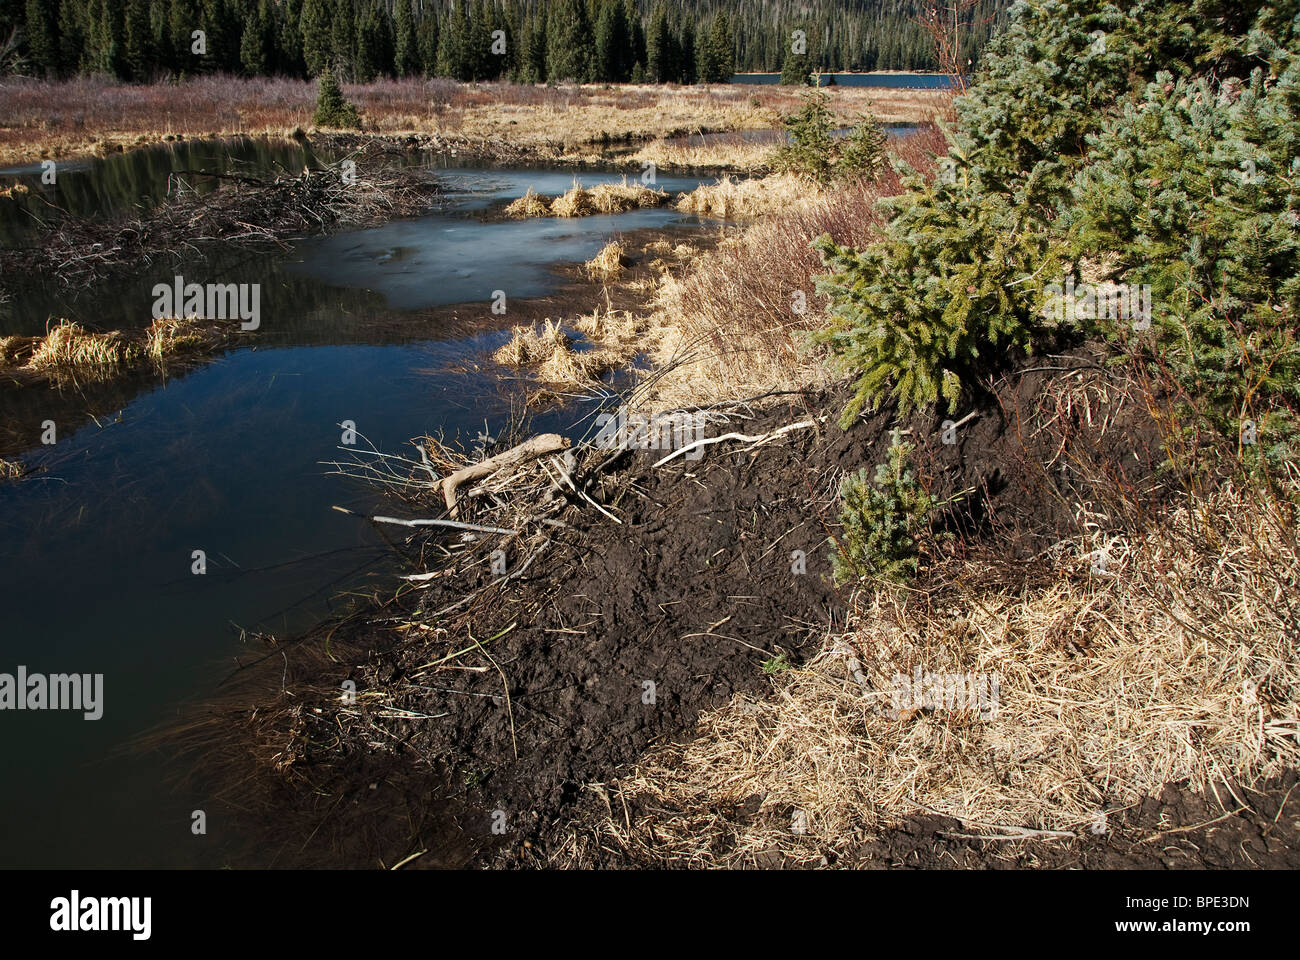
[180,343,1197,868]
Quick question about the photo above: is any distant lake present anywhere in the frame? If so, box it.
[732,72,954,89]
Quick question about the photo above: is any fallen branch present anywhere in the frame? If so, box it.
[331,505,517,535]
[653,419,818,468]
[441,433,569,518]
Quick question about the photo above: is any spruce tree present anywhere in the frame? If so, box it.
[394,0,416,76]
[239,0,272,76]
[24,0,59,76]
[299,0,332,75]
[416,3,437,75]
[645,4,667,83]
[312,65,360,127]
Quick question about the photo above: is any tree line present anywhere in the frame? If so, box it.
[1,0,1007,84]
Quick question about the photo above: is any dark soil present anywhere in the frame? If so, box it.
[175,343,1291,870]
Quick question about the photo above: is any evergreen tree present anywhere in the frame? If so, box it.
[330,0,354,77]
[697,11,731,82]
[239,0,273,75]
[393,0,416,75]
[644,3,667,82]
[415,2,437,74]
[57,0,87,73]
[312,64,360,126]
[545,0,590,82]
[814,0,1300,440]
[434,0,465,78]
[24,0,59,75]
[300,0,332,75]
[95,0,127,78]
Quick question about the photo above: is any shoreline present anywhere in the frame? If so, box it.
[0,77,950,170]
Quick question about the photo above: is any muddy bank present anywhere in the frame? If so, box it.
[164,340,1274,869]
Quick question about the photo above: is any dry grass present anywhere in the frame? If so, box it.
[534,343,628,386]
[549,182,596,218]
[503,187,551,218]
[0,75,948,168]
[25,320,139,373]
[0,457,24,480]
[585,240,628,280]
[676,172,818,220]
[3,315,230,384]
[143,315,211,361]
[632,135,778,174]
[492,307,646,390]
[491,319,570,367]
[0,334,27,364]
[516,179,669,218]
[640,126,949,410]
[569,479,1300,867]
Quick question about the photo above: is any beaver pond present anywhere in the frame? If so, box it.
[0,136,712,867]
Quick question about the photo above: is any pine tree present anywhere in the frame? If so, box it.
[779,28,813,85]
[645,4,667,83]
[58,0,87,73]
[312,65,360,126]
[831,431,935,584]
[394,0,416,75]
[545,0,590,82]
[329,0,354,77]
[415,3,437,75]
[24,0,59,75]
[774,86,835,182]
[96,0,128,78]
[353,1,379,80]
[300,0,332,76]
[239,0,272,75]
[698,11,731,82]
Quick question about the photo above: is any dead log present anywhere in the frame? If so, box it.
[441,433,570,518]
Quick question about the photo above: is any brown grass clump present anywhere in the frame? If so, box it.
[26,320,139,374]
[535,343,632,387]
[585,240,628,280]
[491,320,570,367]
[549,181,596,218]
[144,315,210,361]
[676,173,816,220]
[587,180,669,213]
[503,187,551,218]
[573,306,644,344]
[632,135,777,174]
[0,457,24,480]
[571,480,1300,867]
[492,309,645,390]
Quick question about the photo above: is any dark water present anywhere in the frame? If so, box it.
[0,136,338,247]
[0,143,707,867]
[732,72,954,88]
